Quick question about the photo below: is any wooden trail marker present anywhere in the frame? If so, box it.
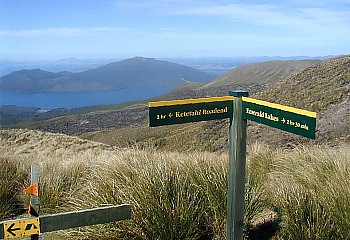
[0,205,131,239]
[28,163,40,240]
[149,91,317,240]
[1,163,131,240]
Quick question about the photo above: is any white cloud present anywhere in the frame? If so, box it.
[172,2,350,37]
[155,28,188,37]
[0,27,132,37]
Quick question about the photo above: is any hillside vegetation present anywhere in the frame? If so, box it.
[252,55,350,144]
[1,129,350,239]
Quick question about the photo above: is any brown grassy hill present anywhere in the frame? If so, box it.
[0,128,115,158]
[250,55,350,144]
[203,60,319,88]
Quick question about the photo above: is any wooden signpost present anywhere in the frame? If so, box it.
[0,205,131,239]
[0,164,131,240]
[226,91,248,240]
[0,93,316,239]
[149,91,317,240]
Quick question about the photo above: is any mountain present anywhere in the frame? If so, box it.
[202,60,320,88]
[0,69,71,92]
[0,57,214,93]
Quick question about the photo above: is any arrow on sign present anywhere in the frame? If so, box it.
[25,223,38,231]
[3,218,40,238]
[6,223,21,237]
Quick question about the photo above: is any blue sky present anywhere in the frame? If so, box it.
[1,0,349,61]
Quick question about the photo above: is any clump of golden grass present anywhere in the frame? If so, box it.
[64,149,228,239]
[268,144,350,239]
[0,129,112,217]
[0,155,27,220]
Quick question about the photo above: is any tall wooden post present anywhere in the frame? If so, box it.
[29,163,40,240]
[227,90,248,240]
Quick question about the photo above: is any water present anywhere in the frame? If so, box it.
[0,87,173,110]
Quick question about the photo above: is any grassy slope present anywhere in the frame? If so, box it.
[81,121,225,152]
[252,56,350,144]
[202,60,319,88]
[253,56,350,112]
[1,129,349,239]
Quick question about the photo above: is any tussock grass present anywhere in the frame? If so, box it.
[66,149,227,239]
[1,129,350,239]
[268,145,350,239]
[0,155,27,220]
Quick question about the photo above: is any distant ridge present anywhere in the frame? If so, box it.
[0,57,214,93]
[0,69,71,92]
[202,60,319,88]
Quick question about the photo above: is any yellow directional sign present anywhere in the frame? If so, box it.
[0,204,131,239]
[149,96,234,127]
[3,218,40,239]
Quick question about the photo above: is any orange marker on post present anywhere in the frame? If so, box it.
[24,182,39,197]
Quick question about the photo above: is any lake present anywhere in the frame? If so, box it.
[0,87,173,110]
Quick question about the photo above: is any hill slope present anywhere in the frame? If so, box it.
[0,69,71,92]
[0,57,214,92]
[203,60,319,88]
[252,56,350,144]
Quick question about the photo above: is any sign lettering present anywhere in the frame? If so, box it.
[149,96,233,127]
[242,97,317,139]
